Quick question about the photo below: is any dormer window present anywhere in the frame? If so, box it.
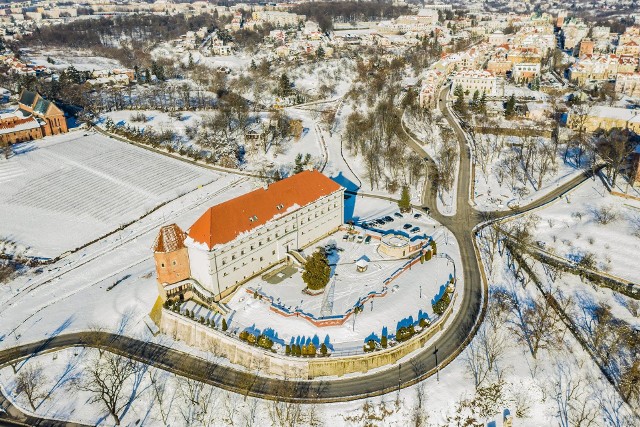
[276,203,284,210]
[249,215,258,222]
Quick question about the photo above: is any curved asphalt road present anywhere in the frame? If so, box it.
[0,89,602,423]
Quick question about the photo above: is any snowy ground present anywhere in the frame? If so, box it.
[403,109,458,215]
[0,130,220,259]
[472,134,587,211]
[151,45,253,72]
[510,177,640,284]
[22,48,123,72]
[100,108,324,175]
[323,100,426,204]
[224,227,453,352]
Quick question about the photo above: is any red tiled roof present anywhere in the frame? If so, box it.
[188,170,342,249]
[153,224,187,253]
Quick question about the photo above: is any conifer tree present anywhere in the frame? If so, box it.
[505,94,516,118]
[398,185,411,213]
[302,250,331,291]
[453,84,467,117]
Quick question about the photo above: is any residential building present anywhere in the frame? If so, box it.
[615,73,640,98]
[567,106,640,133]
[450,70,498,99]
[562,18,589,51]
[419,69,445,108]
[579,39,594,57]
[488,31,508,46]
[512,63,541,84]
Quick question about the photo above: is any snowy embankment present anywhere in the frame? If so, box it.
[403,109,458,215]
[470,131,589,211]
[510,177,640,284]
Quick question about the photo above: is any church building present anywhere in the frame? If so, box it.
[0,90,68,145]
[154,170,345,304]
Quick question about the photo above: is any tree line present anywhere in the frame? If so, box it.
[291,1,410,32]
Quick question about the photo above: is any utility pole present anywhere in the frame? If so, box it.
[434,347,439,382]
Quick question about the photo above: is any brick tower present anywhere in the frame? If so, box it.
[153,224,191,300]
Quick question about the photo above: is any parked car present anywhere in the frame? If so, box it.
[342,234,349,241]
[413,213,422,219]
[357,235,364,243]
[364,235,372,244]
[410,226,421,233]
[361,221,369,229]
[376,218,385,225]
[384,215,394,222]
[394,212,403,218]
[403,223,412,229]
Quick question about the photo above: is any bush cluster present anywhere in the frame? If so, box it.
[432,291,451,316]
[396,325,416,342]
[286,342,324,357]
[239,331,275,351]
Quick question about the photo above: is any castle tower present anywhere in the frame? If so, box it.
[153,224,191,300]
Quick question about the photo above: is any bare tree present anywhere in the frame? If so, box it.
[506,280,564,359]
[15,363,47,411]
[411,383,429,427]
[222,391,241,425]
[76,352,141,425]
[147,370,173,425]
[551,361,598,427]
[463,322,506,389]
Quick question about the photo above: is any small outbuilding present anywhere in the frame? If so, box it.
[356,258,369,272]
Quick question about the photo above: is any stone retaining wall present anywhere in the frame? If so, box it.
[158,291,458,379]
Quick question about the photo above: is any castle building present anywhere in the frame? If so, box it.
[0,90,67,145]
[154,170,345,304]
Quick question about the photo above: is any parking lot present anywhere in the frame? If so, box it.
[356,208,433,238]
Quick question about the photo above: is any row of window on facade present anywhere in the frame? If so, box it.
[219,202,339,265]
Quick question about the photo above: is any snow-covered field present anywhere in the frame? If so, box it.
[510,177,640,283]
[22,48,124,71]
[0,130,220,258]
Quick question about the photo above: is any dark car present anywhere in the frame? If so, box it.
[413,213,422,219]
[403,223,412,229]
[384,216,394,222]
[410,226,421,233]
[394,212,403,218]
[361,222,369,229]
[376,218,385,225]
